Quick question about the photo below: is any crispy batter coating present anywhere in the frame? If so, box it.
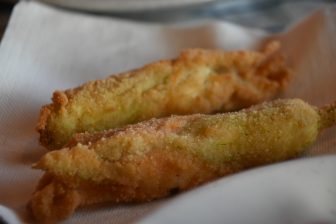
[37,42,291,149]
[29,99,336,223]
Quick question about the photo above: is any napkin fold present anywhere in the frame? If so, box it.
[0,205,21,224]
[0,1,335,223]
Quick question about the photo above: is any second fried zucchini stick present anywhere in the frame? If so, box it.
[38,42,291,149]
[29,98,336,222]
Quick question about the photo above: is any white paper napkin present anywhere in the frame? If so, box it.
[0,1,335,223]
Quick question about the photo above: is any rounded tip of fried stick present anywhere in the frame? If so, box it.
[27,174,81,223]
[36,91,69,150]
[318,100,336,130]
[36,106,53,148]
[257,41,292,89]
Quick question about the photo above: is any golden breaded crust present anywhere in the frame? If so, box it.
[28,98,329,223]
[38,42,291,150]
[29,145,221,223]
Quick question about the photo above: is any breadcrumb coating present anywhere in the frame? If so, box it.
[37,42,291,149]
[29,98,336,223]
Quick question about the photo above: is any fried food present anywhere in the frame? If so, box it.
[28,98,336,222]
[37,42,291,150]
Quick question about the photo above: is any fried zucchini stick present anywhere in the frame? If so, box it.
[38,42,291,149]
[29,99,336,222]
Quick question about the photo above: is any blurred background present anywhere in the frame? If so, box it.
[1,0,335,40]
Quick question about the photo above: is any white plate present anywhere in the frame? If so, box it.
[138,156,336,224]
[37,0,215,12]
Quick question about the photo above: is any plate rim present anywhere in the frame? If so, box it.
[37,0,217,13]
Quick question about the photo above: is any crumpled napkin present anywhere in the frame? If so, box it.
[0,1,335,223]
